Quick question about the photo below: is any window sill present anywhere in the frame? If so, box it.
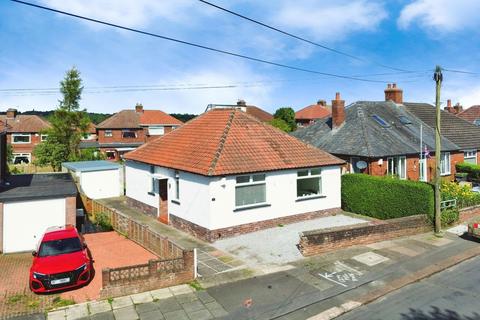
[296,195,326,202]
[12,142,31,144]
[171,199,180,205]
[147,192,155,196]
[440,173,451,177]
[234,203,271,212]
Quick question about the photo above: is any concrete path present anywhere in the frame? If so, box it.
[47,284,228,320]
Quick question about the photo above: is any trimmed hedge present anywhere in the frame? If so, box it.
[341,174,434,219]
[456,162,480,181]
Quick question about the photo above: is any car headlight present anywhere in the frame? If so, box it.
[76,263,87,273]
[33,272,46,280]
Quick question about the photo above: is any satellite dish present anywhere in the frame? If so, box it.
[356,161,368,169]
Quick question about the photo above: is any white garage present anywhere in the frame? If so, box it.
[0,173,78,253]
[62,160,123,199]
[3,198,66,253]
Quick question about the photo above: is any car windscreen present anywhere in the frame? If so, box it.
[38,237,82,257]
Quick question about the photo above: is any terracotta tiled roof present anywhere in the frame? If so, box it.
[458,106,480,124]
[125,108,344,176]
[139,110,183,125]
[97,109,182,129]
[244,106,273,122]
[0,115,50,133]
[87,122,96,133]
[295,104,331,120]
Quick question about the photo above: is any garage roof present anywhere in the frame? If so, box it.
[0,173,77,202]
[62,160,121,172]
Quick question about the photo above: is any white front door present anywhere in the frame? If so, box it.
[3,198,66,253]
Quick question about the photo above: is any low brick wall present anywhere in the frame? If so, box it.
[99,250,195,299]
[298,215,432,256]
[459,205,480,223]
[171,207,342,243]
[126,196,157,218]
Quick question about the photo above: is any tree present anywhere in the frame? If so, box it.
[273,107,297,131]
[268,118,291,132]
[6,144,13,164]
[34,67,91,171]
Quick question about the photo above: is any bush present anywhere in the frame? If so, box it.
[94,212,113,231]
[441,180,480,208]
[427,207,459,227]
[341,174,434,219]
[456,162,480,181]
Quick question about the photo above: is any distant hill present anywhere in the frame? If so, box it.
[0,110,197,125]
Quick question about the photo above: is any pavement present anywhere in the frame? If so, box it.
[23,226,479,320]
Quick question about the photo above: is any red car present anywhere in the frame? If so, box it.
[30,225,92,293]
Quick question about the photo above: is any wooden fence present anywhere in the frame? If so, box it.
[81,195,196,297]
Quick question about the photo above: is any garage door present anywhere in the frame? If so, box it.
[3,198,66,253]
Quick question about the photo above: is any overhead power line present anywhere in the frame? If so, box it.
[197,0,413,73]
[11,0,416,84]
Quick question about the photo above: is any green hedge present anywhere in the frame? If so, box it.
[341,174,434,219]
[456,162,480,180]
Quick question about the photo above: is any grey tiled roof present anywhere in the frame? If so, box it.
[0,173,77,202]
[404,102,480,150]
[291,101,459,158]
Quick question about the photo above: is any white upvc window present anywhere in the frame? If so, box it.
[235,173,266,208]
[148,126,165,136]
[297,168,322,199]
[12,153,31,164]
[440,152,451,175]
[122,129,137,138]
[149,165,156,194]
[40,134,48,142]
[464,150,477,164]
[104,130,113,137]
[12,133,31,144]
[387,156,407,179]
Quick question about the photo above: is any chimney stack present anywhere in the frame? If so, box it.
[317,99,326,107]
[454,103,463,113]
[6,108,17,119]
[444,99,455,113]
[332,92,345,129]
[236,99,246,106]
[135,103,143,113]
[384,83,403,104]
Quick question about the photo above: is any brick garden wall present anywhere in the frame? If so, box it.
[99,250,195,299]
[298,215,432,256]
[459,205,480,223]
[126,196,157,218]
[170,207,342,243]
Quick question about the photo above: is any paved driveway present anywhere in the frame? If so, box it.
[214,214,367,271]
[0,231,157,319]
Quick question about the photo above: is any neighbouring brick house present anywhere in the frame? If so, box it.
[0,108,50,164]
[457,105,480,126]
[124,107,344,242]
[94,104,183,161]
[292,85,464,182]
[405,101,480,165]
[295,100,331,127]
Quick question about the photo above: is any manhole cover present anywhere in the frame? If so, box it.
[352,252,389,266]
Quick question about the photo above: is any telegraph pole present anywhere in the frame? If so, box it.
[434,66,443,235]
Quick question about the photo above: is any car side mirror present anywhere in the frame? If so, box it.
[32,251,37,257]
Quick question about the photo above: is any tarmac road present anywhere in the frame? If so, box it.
[337,255,480,320]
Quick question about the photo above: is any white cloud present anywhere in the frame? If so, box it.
[270,0,387,42]
[398,0,480,32]
[40,0,200,27]
[445,84,480,109]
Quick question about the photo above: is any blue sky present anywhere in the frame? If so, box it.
[1,0,480,114]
